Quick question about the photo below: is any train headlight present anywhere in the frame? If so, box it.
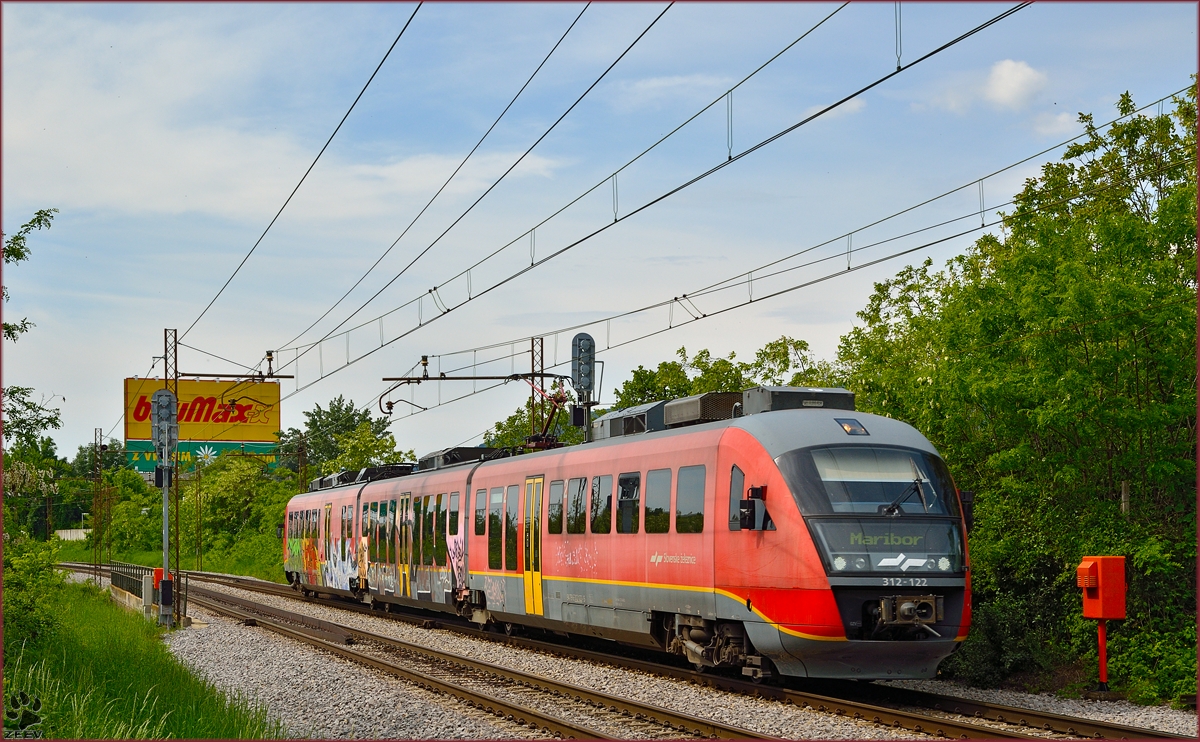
[938,557,951,571]
[854,557,868,570]
[833,556,847,571]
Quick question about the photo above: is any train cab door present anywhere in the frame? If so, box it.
[522,476,545,616]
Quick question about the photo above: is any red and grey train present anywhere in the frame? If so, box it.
[284,386,971,680]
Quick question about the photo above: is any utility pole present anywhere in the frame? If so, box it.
[197,464,204,571]
[92,427,103,584]
[531,337,545,438]
[165,328,182,625]
[298,432,308,490]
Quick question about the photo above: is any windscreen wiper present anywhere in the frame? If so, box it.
[882,458,930,515]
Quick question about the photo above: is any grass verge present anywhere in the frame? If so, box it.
[3,581,284,739]
[56,538,285,583]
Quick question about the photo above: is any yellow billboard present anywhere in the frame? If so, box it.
[125,378,281,443]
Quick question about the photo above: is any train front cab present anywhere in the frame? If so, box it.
[714,411,970,680]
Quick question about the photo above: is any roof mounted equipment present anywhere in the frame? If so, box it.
[742,386,855,414]
[664,392,743,428]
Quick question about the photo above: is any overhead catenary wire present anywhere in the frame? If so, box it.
[275,3,592,354]
[118,80,1188,447]
[179,2,422,342]
[281,3,673,365]
[269,3,1033,398]
[372,154,1192,436]
[429,149,1192,365]
[275,2,846,366]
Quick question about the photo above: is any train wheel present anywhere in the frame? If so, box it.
[691,662,707,674]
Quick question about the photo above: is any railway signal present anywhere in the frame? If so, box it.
[150,387,178,626]
[571,333,598,442]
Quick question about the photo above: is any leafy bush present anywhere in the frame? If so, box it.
[2,532,63,658]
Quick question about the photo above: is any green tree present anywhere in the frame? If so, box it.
[320,421,415,475]
[611,336,840,409]
[2,210,63,450]
[837,89,1196,700]
[276,395,392,472]
[483,382,585,449]
[3,208,56,341]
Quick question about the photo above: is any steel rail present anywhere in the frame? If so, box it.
[187,592,612,740]
[64,565,1182,740]
[811,682,1187,740]
[187,574,1034,739]
[191,585,779,740]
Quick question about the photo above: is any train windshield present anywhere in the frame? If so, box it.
[776,445,965,575]
[776,445,960,517]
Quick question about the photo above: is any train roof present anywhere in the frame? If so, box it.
[287,408,940,504]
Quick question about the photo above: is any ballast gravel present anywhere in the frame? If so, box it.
[72,569,1199,739]
[166,605,540,739]
[879,678,1198,738]
[191,580,929,739]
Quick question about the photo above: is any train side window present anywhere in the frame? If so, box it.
[488,487,503,569]
[617,473,640,534]
[645,468,672,533]
[590,475,613,534]
[413,498,424,566]
[728,465,745,531]
[435,493,448,566]
[391,499,399,563]
[677,465,706,533]
[547,480,565,534]
[383,501,393,564]
[504,485,520,571]
[566,478,587,534]
[371,501,381,561]
[422,495,435,566]
[475,489,487,536]
[449,492,460,536]
[362,502,369,552]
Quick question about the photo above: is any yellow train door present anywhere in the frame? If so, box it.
[522,476,544,615]
[399,494,411,597]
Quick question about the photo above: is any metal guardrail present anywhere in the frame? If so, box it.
[108,562,187,618]
[109,560,151,598]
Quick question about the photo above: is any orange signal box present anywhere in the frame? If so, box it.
[153,567,165,590]
[1076,556,1126,620]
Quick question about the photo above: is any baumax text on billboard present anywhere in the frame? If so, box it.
[124,378,281,443]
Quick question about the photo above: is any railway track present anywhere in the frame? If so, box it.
[187,584,775,740]
[62,563,1186,740]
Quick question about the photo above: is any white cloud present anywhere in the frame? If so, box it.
[612,73,732,110]
[1033,111,1078,137]
[983,60,1047,110]
[1,9,562,228]
[802,97,866,120]
[910,61,1048,114]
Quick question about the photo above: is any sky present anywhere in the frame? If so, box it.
[2,2,1196,460]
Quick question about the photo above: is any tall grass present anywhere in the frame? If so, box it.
[56,539,285,583]
[3,582,284,739]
